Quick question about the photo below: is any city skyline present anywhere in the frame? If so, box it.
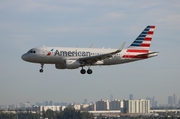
[1,93,180,107]
[1,1,180,105]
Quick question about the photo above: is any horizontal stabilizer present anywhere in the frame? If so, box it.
[136,52,158,58]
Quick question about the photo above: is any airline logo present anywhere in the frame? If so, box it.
[47,48,54,56]
[54,50,91,57]
[123,25,155,59]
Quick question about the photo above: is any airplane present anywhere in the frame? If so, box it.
[21,25,158,74]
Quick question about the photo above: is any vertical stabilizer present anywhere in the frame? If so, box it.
[123,26,155,58]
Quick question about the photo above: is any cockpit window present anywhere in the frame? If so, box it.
[27,50,36,53]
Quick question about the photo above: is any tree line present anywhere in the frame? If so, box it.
[0,108,94,119]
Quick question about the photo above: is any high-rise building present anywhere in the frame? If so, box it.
[109,99,123,111]
[173,93,177,106]
[168,96,173,106]
[49,101,53,106]
[129,94,133,100]
[96,99,109,111]
[123,99,150,113]
[152,96,156,106]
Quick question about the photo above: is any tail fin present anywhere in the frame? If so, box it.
[123,26,155,58]
[129,25,155,50]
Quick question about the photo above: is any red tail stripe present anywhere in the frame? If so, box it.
[144,37,152,41]
[141,44,150,47]
[147,31,154,34]
[151,26,155,28]
[127,49,149,53]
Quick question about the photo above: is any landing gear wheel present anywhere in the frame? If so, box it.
[39,69,43,73]
[87,69,93,74]
[39,63,44,73]
[80,69,86,74]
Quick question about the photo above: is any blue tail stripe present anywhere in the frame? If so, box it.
[144,29,149,31]
[131,43,141,46]
[133,40,143,44]
[142,31,148,34]
[138,34,146,37]
[135,38,144,41]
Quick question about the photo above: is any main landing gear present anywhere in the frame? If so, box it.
[80,67,93,74]
[39,63,44,73]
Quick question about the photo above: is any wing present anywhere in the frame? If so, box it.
[78,42,126,65]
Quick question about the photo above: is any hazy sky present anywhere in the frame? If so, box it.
[0,0,180,105]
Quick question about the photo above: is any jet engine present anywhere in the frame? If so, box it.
[55,60,81,69]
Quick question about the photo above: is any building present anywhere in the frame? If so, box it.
[87,103,96,111]
[146,97,152,106]
[68,104,81,110]
[129,94,133,100]
[96,99,109,111]
[151,96,158,107]
[49,101,53,106]
[39,106,61,112]
[168,96,173,106]
[80,104,89,110]
[123,99,150,113]
[24,101,31,108]
[173,93,177,106]
[109,99,123,111]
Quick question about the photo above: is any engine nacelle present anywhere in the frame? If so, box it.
[55,63,65,69]
[65,60,81,69]
[55,60,80,69]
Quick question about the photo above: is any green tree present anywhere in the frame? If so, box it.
[45,109,56,119]
[81,111,94,119]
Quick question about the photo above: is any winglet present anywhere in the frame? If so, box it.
[90,44,94,48]
[117,42,126,52]
[112,42,126,54]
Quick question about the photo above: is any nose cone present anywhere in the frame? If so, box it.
[21,53,29,61]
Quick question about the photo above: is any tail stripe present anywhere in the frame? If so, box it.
[144,38,152,41]
[127,49,148,53]
[141,44,150,47]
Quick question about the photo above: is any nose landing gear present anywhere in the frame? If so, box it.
[39,64,44,73]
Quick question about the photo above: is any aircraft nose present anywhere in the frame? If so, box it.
[21,53,29,61]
